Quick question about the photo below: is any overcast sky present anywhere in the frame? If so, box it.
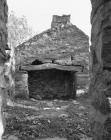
[7,0,91,37]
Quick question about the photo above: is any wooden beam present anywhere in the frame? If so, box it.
[20,63,83,72]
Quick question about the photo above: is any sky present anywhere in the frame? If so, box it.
[7,0,92,37]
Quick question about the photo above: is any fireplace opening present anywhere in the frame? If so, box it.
[28,69,76,100]
[103,66,111,71]
[31,59,43,65]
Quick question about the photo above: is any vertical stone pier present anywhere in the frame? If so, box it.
[0,0,8,139]
[90,0,111,139]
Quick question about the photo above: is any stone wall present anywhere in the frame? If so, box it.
[0,0,8,138]
[0,0,8,63]
[76,73,90,90]
[90,0,111,139]
[15,71,29,99]
[15,15,89,73]
[91,0,111,70]
[28,70,76,100]
[1,1,111,139]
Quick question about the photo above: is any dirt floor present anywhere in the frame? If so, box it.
[2,95,93,140]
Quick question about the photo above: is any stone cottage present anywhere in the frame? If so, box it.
[15,15,89,100]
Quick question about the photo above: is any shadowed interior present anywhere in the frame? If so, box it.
[28,69,76,100]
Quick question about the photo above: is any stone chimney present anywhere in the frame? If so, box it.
[51,15,71,29]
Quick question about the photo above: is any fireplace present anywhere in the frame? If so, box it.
[28,69,76,100]
[15,62,82,100]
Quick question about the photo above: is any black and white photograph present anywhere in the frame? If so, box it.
[0,0,111,140]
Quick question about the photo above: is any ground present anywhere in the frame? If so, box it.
[2,93,93,140]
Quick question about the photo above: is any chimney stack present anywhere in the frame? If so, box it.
[51,15,71,29]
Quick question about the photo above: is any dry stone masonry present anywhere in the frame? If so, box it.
[15,15,89,69]
[0,1,111,140]
[2,14,90,139]
[15,15,89,100]
[0,0,8,63]
[0,0,9,138]
[28,70,76,100]
[90,0,111,139]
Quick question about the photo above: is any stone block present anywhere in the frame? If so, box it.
[15,71,29,99]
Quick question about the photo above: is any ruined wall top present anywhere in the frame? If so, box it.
[51,15,71,29]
